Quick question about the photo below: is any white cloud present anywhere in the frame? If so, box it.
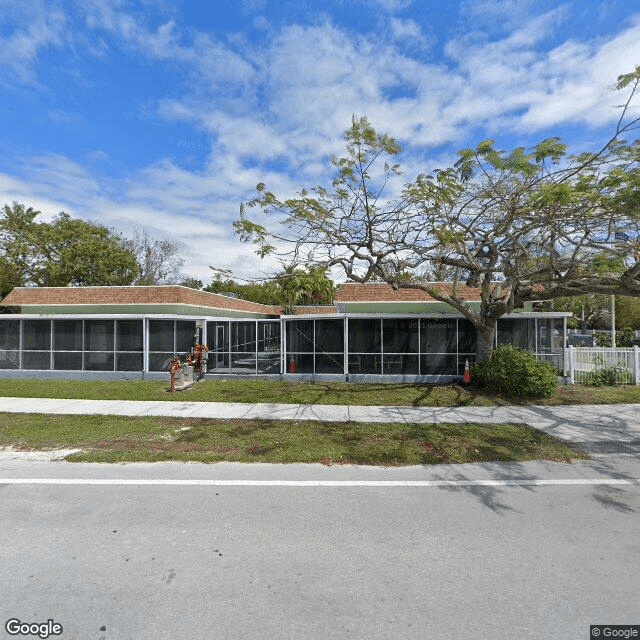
[252,15,270,31]
[438,9,640,136]
[0,7,67,88]
[124,6,640,273]
[390,17,424,42]
[371,0,414,11]
[47,109,87,130]
[13,153,101,205]
[0,172,71,223]
[78,1,258,96]
[3,1,640,283]
[189,32,259,96]
[458,0,540,32]
[242,0,267,13]
[0,155,281,282]
[262,23,396,135]
[85,149,111,163]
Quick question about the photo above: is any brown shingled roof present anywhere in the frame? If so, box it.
[1,286,281,315]
[334,282,482,302]
[1,282,483,314]
[290,305,338,315]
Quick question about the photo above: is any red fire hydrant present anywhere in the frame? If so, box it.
[193,343,208,380]
[169,356,181,392]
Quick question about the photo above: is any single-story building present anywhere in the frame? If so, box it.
[0,283,569,381]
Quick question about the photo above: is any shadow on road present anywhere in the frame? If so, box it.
[423,453,640,514]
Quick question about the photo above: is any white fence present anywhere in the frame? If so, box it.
[567,346,640,385]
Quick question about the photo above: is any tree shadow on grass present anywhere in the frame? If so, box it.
[287,381,474,407]
[408,384,494,407]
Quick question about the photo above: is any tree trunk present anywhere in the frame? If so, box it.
[476,322,496,364]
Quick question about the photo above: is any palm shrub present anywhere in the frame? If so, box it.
[472,344,558,399]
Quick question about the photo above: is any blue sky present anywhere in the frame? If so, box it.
[1,0,640,283]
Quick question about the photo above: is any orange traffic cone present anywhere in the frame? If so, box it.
[463,358,470,383]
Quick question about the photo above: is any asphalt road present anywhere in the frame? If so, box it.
[1,456,639,640]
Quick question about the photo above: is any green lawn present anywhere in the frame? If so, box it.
[0,377,639,405]
[0,412,587,465]
[0,378,598,465]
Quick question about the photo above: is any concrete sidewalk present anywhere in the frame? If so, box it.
[1,396,640,452]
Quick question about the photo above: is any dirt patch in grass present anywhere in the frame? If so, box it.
[0,412,587,465]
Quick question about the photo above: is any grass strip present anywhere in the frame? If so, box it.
[0,412,588,465]
[1,377,640,406]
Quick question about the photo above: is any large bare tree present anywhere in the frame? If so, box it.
[122,229,185,286]
[236,68,640,362]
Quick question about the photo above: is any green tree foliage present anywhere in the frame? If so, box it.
[0,255,23,301]
[614,297,640,329]
[555,294,640,330]
[179,277,204,290]
[205,265,335,306]
[593,327,635,347]
[554,294,612,329]
[276,265,336,306]
[0,202,138,298]
[236,69,640,362]
[204,268,281,304]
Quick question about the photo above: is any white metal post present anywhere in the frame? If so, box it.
[635,345,639,385]
[199,320,207,376]
[281,318,286,374]
[569,345,575,385]
[173,319,177,355]
[611,295,616,348]
[343,316,349,378]
[18,319,23,370]
[563,316,568,376]
[143,317,149,374]
[50,319,54,371]
[254,320,258,375]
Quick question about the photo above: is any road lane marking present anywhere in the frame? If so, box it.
[1,478,639,487]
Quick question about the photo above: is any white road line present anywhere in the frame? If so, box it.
[0,478,639,487]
